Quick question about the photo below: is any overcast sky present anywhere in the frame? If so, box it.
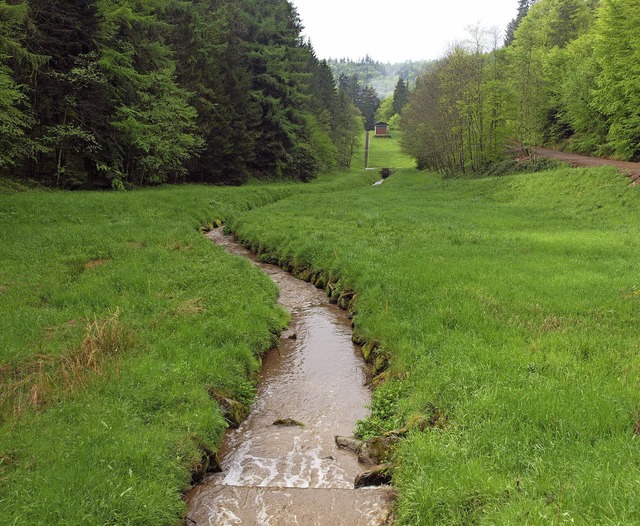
[289,0,518,63]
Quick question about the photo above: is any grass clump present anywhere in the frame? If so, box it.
[0,309,133,416]
[482,156,562,177]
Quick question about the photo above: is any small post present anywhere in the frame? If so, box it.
[364,130,370,168]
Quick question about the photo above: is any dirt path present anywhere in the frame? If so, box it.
[536,147,640,183]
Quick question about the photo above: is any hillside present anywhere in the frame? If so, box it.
[327,56,433,97]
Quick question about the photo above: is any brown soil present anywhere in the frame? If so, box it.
[536,147,640,183]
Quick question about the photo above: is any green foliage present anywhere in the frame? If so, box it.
[0,1,47,69]
[337,73,381,131]
[481,156,561,176]
[356,381,406,439]
[374,78,409,126]
[555,33,604,153]
[0,64,33,169]
[0,0,343,186]
[375,96,394,123]
[392,77,409,115]
[304,113,338,174]
[110,70,203,184]
[330,88,364,168]
[401,31,509,177]
[506,2,554,153]
[400,0,640,174]
[591,0,640,160]
[403,0,640,173]
[504,0,536,47]
[0,2,40,169]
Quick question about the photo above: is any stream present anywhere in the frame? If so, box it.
[185,229,393,525]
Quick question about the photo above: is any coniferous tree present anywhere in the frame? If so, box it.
[169,0,260,184]
[304,51,340,173]
[392,77,409,115]
[241,0,319,180]
[0,2,40,170]
[504,0,536,47]
[19,0,104,186]
[359,86,381,130]
[97,0,202,186]
[338,74,380,130]
[591,0,640,160]
[0,0,356,186]
[332,85,363,167]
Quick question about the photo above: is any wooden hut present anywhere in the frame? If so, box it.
[373,121,389,137]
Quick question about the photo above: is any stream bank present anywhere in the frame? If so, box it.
[185,229,394,525]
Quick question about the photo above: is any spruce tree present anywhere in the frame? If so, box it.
[169,0,260,185]
[20,0,104,186]
[504,0,536,47]
[0,3,40,171]
[392,77,409,116]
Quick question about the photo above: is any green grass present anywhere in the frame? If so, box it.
[0,185,293,524]
[0,170,378,525]
[367,132,415,169]
[4,147,640,524]
[227,165,640,524]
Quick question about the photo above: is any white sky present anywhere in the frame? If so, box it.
[290,0,518,63]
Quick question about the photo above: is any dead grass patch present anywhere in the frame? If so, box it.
[0,309,134,417]
[84,258,110,271]
[173,298,205,316]
[165,241,193,251]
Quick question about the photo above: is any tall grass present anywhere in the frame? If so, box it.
[0,170,379,524]
[227,164,640,524]
[0,309,133,416]
[0,185,293,524]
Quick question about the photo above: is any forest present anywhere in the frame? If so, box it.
[327,56,433,98]
[400,0,640,178]
[2,0,638,188]
[0,0,364,188]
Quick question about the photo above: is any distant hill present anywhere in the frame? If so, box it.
[327,56,434,98]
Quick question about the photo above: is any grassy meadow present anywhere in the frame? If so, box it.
[367,132,415,170]
[0,185,297,524]
[3,136,640,524]
[228,163,640,523]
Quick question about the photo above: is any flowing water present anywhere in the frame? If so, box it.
[185,229,393,525]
